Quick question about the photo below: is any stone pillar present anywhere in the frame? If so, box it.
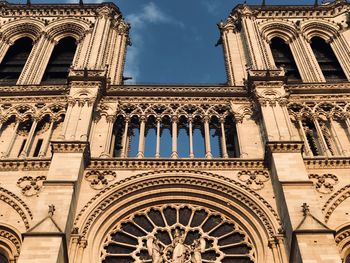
[251,74,341,262]
[155,117,161,158]
[236,5,272,70]
[203,115,212,159]
[137,116,146,158]
[17,80,99,263]
[171,116,178,159]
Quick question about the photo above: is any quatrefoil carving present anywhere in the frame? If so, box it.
[309,173,338,194]
[237,170,269,190]
[17,176,46,196]
[85,170,116,190]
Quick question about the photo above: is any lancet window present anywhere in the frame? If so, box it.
[288,103,350,157]
[111,104,240,159]
[310,37,346,81]
[0,37,33,84]
[270,37,301,82]
[0,105,66,158]
[41,37,77,84]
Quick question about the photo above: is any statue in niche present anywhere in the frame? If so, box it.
[147,236,163,263]
[172,229,186,263]
[146,229,205,263]
[190,238,205,263]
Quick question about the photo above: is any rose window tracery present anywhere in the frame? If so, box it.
[102,204,255,263]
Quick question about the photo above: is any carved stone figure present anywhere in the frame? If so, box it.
[172,232,186,263]
[190,238,205,263]
[147,236,163,263]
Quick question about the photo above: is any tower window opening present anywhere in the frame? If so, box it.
[0,37,33,84]
[270,37,301,82]
[41,37,77,84]
[33,139,43,157]
[310,37,346,81]
[112,116,124,157]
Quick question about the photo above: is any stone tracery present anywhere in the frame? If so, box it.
[102,204,255,263]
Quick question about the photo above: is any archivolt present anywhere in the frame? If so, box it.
[322,184,350,223]
[0,186,32,230]
[260,21,298,43]
[0,18,45,43]
[46,18,91,42]
[74,170,281,262]
[301,20,340,42]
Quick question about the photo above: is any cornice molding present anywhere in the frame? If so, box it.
[0,85,68,96]
[107,85,246,97]
[287,82,350,95]
[304,157,350,169]
[0,159,51,171]
[266,141,304,154]
[51,141,90,154]
[88,158,265,170]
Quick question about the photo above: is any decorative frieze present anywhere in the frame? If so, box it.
[88,159,265,170]
[85,170,116,190]
[238,170,270,190]
[308,173,338,194]
[17,175,47,196]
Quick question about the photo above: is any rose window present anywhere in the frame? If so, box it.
[102,204,255,263]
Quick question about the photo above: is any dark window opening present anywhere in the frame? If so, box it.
[41,37,77,84]
[0,37,33,84]
[310,37,346,81]
[33,139,43,157]
[225,117,240,158]
[113,117,124,157]
[303,120,321,156]
[18,139,27,157]
[270,37,301,82]
[345,254,350,263]
[0,254,8,263]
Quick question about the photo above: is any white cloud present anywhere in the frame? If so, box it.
[123,2,183,82]
[203,1,220,15]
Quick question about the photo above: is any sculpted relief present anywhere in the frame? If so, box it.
[102,204,255,263]
[146,229,205,263]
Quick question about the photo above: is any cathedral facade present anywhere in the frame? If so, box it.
[0,0,349,262]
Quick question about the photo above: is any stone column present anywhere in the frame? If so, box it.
[155,117,161,158]
[313,116,332,156]
[120,118,129,158]
[171,116,178,159]
[20,118,38,158]
[203,116,212,159]
[252,77,341,262]
[188,117,194,158]
[39,121,55,157]
[2,121,19,158]
[137,116,146,158]
[100,115,115,158]
[220,118,229,158]
[297,118,313,157]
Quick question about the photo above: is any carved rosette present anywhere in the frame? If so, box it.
[309,173,338,194]
[238,170,270,190]
[85,170,116,190]
[16,175,46,196]
[101,204,255,263]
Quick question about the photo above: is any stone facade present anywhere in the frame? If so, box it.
[0,0,349,262]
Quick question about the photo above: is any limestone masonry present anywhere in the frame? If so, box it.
[0,0,349,262]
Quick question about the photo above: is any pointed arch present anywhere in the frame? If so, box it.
[73,170,282,263]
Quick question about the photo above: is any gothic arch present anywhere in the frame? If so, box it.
[46,18,91,42]
[0,224,21,262]
[322,184,350,223]
[260,21,298,43]
[335,224,350,260]
[73,170,282,263]
[0,187,32,230]
[0,18,44,43]
[301,20,340,42]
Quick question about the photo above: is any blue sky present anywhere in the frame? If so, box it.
[20,0,316,83]
[117,0,314,84]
